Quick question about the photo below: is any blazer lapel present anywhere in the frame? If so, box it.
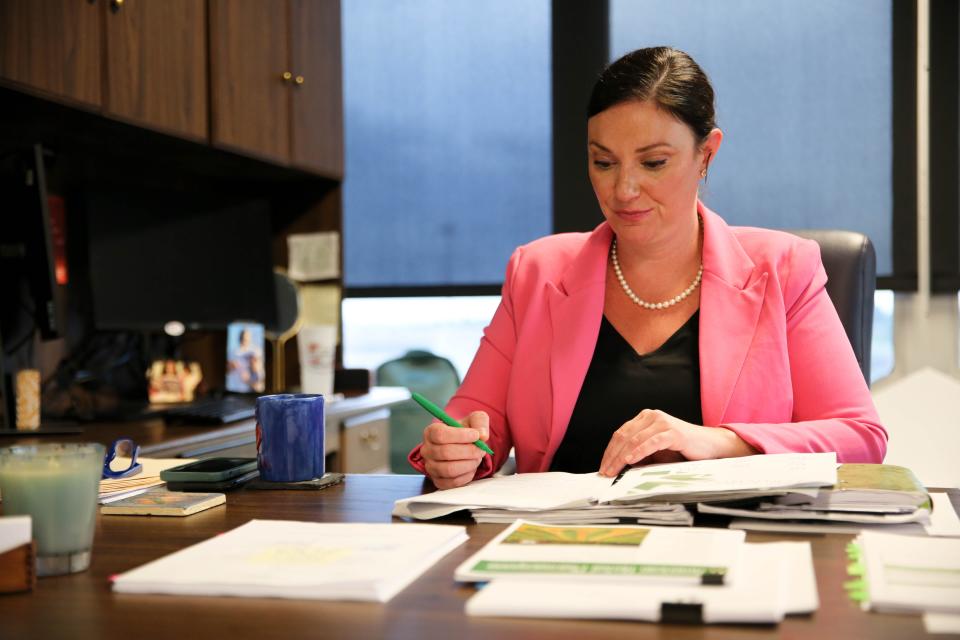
[697,204,769,426]
[542,224,611,470]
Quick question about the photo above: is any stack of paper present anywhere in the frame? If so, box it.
[99,457,196,504]
[393,453,837,524]
[472,503,692,526]
[700,464,934,531]
[461,520,818,624]
[112,520,468,602]
[598,452,837,504]
[850,531,960,615]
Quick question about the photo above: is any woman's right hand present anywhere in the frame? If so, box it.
[420,411,490,489]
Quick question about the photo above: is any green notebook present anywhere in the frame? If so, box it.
[781,464,929,512]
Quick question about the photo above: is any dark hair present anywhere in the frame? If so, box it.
[588,47,716,144]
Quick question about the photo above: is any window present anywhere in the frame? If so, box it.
[341,0,552,288]
[341,296,501,380]
[872,290,895,383]
[609,0,894,275]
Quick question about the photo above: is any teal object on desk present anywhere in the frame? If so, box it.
[410,392,495,456]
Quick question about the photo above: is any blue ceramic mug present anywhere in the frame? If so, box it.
[255,394,325,482]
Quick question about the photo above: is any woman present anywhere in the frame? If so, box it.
[409,47,887,489]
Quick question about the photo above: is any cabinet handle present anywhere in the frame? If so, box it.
[294,75,305,87]
[110,0,124,13]
[359,430,381,451]
[281,71,293,83]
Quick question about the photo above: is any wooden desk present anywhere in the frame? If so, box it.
[0,474,946,640]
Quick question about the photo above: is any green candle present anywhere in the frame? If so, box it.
[0,443,104,576]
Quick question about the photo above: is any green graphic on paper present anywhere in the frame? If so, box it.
[471,560,725,578]
[625,471,713,494]
[503,523,649,546]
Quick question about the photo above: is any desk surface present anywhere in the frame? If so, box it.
[0,474,946,640]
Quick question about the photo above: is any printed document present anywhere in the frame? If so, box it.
[112,519,468,602]
[455,520,745,586]
[466,541,818,624]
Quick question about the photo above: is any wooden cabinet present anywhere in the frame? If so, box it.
[1,0,342,177]
[210,0,343,177]
[0,0,102,107]
[209,0,290,164]
[104,0,208,141]
[0,0,207,140]
[290,0,343,177]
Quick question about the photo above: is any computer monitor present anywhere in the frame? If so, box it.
[0,144,65,341]
[84,190,277,331]
[0,144,66,429]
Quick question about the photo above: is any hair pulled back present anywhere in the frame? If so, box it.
[588,47,716,143]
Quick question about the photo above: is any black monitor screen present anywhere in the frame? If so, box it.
[86,191,276,330]
[0,145,64,341]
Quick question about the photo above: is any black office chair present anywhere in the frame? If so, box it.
[787,230,876,385]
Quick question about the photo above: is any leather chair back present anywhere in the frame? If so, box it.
[787,230,876,385]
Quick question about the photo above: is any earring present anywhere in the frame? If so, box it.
[700,167,707,179]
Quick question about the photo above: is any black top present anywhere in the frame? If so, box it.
[549,311,703,474]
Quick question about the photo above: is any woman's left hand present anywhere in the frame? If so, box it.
[598,409,756,477]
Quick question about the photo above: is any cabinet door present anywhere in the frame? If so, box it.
[209,0,290,164]
[290,0,344,177]
[0,0,101,107]
[341,409,390,473]
[103,0,208,141]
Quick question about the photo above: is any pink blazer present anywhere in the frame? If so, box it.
[409,203,887,478]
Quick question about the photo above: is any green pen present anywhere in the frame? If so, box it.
[410,392,495,456]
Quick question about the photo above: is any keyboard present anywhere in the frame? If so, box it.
[162,396,257,425]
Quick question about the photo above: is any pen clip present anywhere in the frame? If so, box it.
[610,466,628,486]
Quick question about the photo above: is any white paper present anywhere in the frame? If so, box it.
[600,452,837,503]
[730,518,927,536]
[113,520,468,603]
[699,502,929,524]
[287,232,340,281]
[393,472,611,519]
[925,493,960,537]
[0,515,31,555]
[472,503,693,526]
[454,520,745,586]
[763,541,819,614]
[859,531,960,614]
[298,324,337,397]
[925,612,960,634]
[466,542,816,624]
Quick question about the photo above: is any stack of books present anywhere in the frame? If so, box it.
[698,464,936,534]
[461,520,819,624]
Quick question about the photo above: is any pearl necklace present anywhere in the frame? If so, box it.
[610,238,703,310]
